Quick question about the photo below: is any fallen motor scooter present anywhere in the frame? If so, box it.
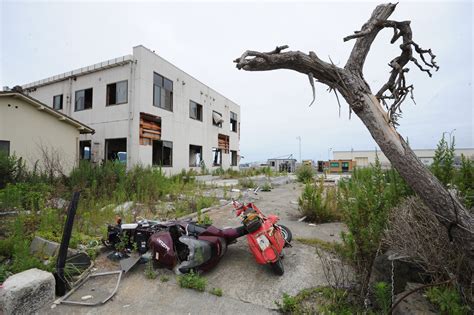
[233,200,292,275]
[103,217,249,273]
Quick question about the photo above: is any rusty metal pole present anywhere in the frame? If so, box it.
[54,191,80,296]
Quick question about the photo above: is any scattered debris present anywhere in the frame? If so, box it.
[290,200,298,205]
[114,201,134,213]
[308,223,317,227]
[81,295,93,301]
[298,216,307,222]
[231,189,240,192]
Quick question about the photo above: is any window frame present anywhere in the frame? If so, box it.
[153,140,173,167]
[230,111,238,132]
[0,140,10,156]
[53,94,63,110]
[75,88,93,111]
[212,110,223,128]
[230,150,238,166]
[189,144,203,167]
[212,147,222,167]
[106,80,128,106]
[189,100,203,121]
[153,72,173,112]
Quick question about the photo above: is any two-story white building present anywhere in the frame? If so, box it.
[21,45,240,174]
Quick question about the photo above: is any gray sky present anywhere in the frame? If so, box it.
[1,0,472,162]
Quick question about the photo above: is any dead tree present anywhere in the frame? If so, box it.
[234,3,473,275]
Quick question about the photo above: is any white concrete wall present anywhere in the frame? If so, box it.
[23,45,241,174]
[0,95,81,174]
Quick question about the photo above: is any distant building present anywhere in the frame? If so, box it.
[21,45,240,174]
[0,91,94,174]
[333,148,474,168]
[267,158,297,173]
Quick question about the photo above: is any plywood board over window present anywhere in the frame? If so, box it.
[218,134,229,153]
[140,112,161,145]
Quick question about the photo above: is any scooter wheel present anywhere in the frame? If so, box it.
[270,258,285,276]
[278,225,292,244]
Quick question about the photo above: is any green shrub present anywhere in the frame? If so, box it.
[296,165,314,183]
[0,152,29,189]
[144,261,158,279]
[456,154,474,208]
[426,286,470,315]
[431,134,455,186]
[298,178,339,223]
[261,182,272,192]
[0,182,52,211]
[178,271,207,292]
[210,287,223,297]
[338,158,411,297]
[238,177,256,189]
[160,275,170,282]
[275,293,298,313]
[373,281,391,314]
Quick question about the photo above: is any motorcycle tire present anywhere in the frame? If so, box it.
[270,258,285,276]
[278,225,292,244]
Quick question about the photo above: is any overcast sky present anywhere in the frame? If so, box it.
[1,0,472,163]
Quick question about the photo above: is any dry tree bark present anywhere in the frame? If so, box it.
[234,3,473,276]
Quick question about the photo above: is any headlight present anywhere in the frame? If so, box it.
[256,235,270,251]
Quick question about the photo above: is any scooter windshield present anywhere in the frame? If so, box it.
[177,236,212,270]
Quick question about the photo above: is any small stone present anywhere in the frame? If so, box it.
[81,295,93,301]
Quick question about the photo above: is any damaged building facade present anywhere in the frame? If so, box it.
[21,45,240,174]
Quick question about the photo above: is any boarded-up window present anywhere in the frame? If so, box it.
[218,134,229,153]
[140,113,161,145]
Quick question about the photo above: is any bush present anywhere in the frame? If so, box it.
[178,271,207,292]
[0,152,28,189]
[298,178,339,223]
[338,158,411,297]
[426,286,470,315]
[373,282,391,314]
[210,287,223,297]
[0,182,52,211]
[456,154,474,208]
[144,261,158,279]
[238,177,256,189]
[296,165,314,183]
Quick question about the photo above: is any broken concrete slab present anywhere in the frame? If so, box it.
[0,268,55,315]
[114,201,134,213]
[30,236,77,258]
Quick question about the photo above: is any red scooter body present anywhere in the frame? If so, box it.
[234,201,290,275]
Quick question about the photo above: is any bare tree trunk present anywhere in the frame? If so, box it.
[234,3,473,277]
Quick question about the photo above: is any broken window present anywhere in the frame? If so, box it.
[230,111,237,132]
[189,145,203,167]
[53,94,63,110]
[231,150,238,166]
[153,72,173,111]
[80,140,91,160]
[139,113,161,145]
[107,80,128,106]
[0,140,10,156]
[153,140,173,167]
[212,148,222,166]
[75,88,93,111]
[189,101,203,121]
[212,111,223,127]
[105,138,127,163]
[218,134,229,153]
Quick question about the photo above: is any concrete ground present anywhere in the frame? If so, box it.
[42,182,346,315]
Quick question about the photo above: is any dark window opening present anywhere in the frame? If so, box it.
[189,101,203,121]
[231,150,238,166]
[75,88,93,111]
[189,145,203,167]
[80,140,91,160]
[105,138,127,164]
[270,161,276,167]
[212,148,222,166]
[153,140,173,167]
[230,111,237,132]
[212,111,223,127]
[107,80,128,106]
[153,72,173,111]
[53,94,63,110]
[0,140,10,156]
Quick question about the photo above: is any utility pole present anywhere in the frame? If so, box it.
[296,136,301,163]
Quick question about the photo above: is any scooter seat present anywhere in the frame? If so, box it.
[186,223,207,235]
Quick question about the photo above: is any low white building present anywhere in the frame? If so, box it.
[21,45,240,174]
[333,148,474,168]
[0,91,94,174]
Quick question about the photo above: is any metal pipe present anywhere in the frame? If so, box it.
[55,191,80,296]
